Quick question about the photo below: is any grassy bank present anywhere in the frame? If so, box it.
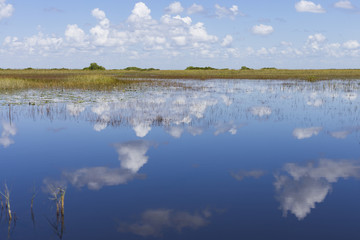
[0,68,360,90]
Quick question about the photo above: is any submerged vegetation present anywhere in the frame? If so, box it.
[1,68,360,91]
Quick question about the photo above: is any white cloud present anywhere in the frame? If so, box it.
[221,35,233,47]
[293,127,322,139]
[165,2,184,14]
[189,22,218,42]
[275,159,360,220]
[295,0,325,13]
[252,24,274,35]
[250,106,272,117]
[65,24,86,43]
[118,209,211,237]
[128,2,152,23]
[215,4,240,19]
[187,3,204,15]
[0,122,17,148]
[343,40,360,49]
[3,33,63,55]
[2,2,227,60]
[334,0,354,9]
[0,0,13,21]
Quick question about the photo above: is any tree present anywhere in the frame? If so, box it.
[83,63,105,70]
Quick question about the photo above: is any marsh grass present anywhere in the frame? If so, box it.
[1,69,360,91]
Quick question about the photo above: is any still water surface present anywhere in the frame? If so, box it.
[0,79,360,239]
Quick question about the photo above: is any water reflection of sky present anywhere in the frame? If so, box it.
[0,79,360,239]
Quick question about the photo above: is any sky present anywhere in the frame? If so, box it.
[0,0,360,69]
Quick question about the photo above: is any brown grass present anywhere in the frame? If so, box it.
[0,68,360,91]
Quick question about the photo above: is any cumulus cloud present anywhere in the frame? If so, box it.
[64,140,153,190]
[250,106,272,117]
[118,209,211,237]
[295,0,325,13]
[3,33,63,55]
[65,24,88,47]
[231,170,265,181]
[0,122,17,148]
[275,159,360,220]
[334,0,354,9]
[252,24,274,35]
[0,0,14,21]
[221,35,233,47]
[343,40,360,49]
[2,2,228,60]
[165,2,184,14]
[215,4,240,19]
[128,2,152,23]
[187,3,204,15]
[292,127,322,139]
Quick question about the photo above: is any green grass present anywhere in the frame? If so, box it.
[1,68,360,90]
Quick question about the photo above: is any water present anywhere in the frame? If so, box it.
[0,79,360,239]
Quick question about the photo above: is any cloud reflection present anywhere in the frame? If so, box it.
[63,140,153,190]
[0,122,17,148]
[274,159,360,220]
[292,127,322,139]
[250,106,272,117]
[231,170,265,181]
[214,122,242,136]
[118,209,211,237]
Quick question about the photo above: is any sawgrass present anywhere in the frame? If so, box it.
[0,68,360,90]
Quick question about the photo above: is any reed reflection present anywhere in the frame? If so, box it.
[118,208,212,237]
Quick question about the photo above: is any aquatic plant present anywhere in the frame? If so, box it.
[0,184,12,221]
[47,184,66,217]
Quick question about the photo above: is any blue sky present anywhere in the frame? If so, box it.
[0,0,360,69]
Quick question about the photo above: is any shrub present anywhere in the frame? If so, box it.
[240,66,252,70]
[83,63,105,70]
[186,66,217,70]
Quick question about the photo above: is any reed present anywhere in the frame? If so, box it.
[47,184,66,218]
[0,184,12,221]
